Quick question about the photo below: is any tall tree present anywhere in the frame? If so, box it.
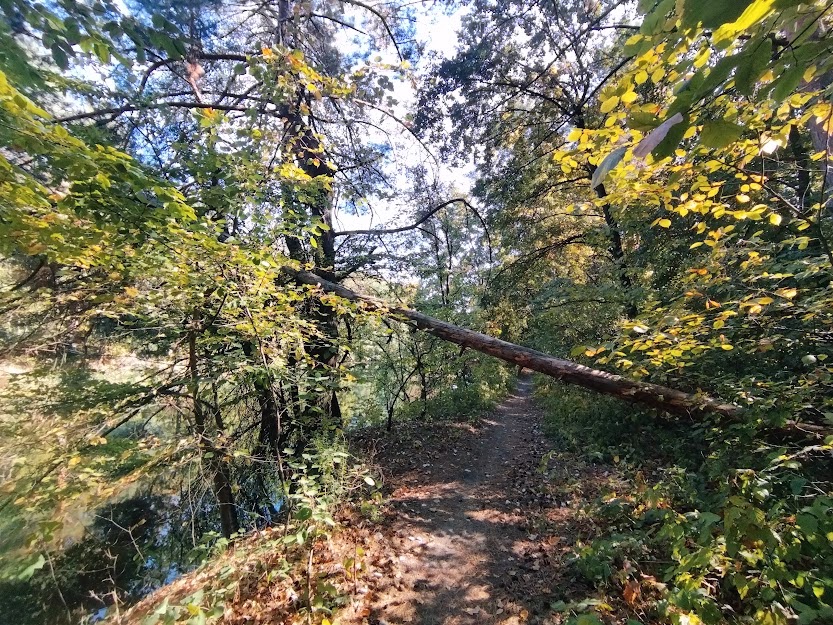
[419,0,642,319]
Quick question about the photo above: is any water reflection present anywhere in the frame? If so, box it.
[1,486,285,624]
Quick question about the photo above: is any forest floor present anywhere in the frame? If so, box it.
[337,376,625,625]
[117,378,631,625]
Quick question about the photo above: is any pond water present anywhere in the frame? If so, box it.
[2,484,287,625]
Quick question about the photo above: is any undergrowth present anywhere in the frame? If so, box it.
[387,360,514,426]
[398,380,509,423]
[104,436,381,625]
[535,376,833,625]
[0,434,380,625]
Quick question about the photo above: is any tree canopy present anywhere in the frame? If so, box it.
[1,0,833,624]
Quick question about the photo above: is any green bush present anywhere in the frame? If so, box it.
[534,377,706,469]
[536,379,833,625]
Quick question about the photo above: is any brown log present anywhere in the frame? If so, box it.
[284,268,742,418]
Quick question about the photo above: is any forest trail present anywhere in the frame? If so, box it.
[343,376,578,625]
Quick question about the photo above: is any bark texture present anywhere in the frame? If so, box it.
[283,268,742,418]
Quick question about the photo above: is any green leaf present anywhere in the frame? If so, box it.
[633,112,684,158]
[628,111,662,132]
[790,478,807,494]
[50,44,69,70]
[18,554,46,580]
[682,0,753,29]
[797,512,818,534]
[735,38,772,96]
[770,64,803,102]
[666,90,695,118]
[591,146,627,189]
[700,119,745,149]
[93,41,111,64]
[693,54,742,101]
[640,0,674,35]
[150,33,187,60]
[653,115,690,159]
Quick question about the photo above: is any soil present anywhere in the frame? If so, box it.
[113,376,626,625]
[338,376,610,625]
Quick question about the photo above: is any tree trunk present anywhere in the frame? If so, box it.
[188,320,239,538]
[594,181,638,318]
[284,267,741,418]
[283,112,344,437]
[577,113,637,318]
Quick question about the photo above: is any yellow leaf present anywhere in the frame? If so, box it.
[651,68,665,82]
[601,95,620,113]
[720,344,734,350]
[713,320,725,329]
[621,91,638,104]
[776,287,797,299]
[714,0,778,43]
[769,213,782,225]
[658,218,671,228]
[635,70,648,85]
[693,48,711,69]
[567,128,582,142]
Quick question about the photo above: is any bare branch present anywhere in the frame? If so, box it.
[334,198,466,237]
[340,0,403,61]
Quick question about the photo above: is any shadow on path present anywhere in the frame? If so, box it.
[349,376,572,625]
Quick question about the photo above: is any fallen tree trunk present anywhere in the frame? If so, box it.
[285,267,742,418]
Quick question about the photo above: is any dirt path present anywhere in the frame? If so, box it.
[343,377,576,625]
[112,378,618,625]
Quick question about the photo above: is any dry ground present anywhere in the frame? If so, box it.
[338,376,621,625]
[115,377,628,625]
